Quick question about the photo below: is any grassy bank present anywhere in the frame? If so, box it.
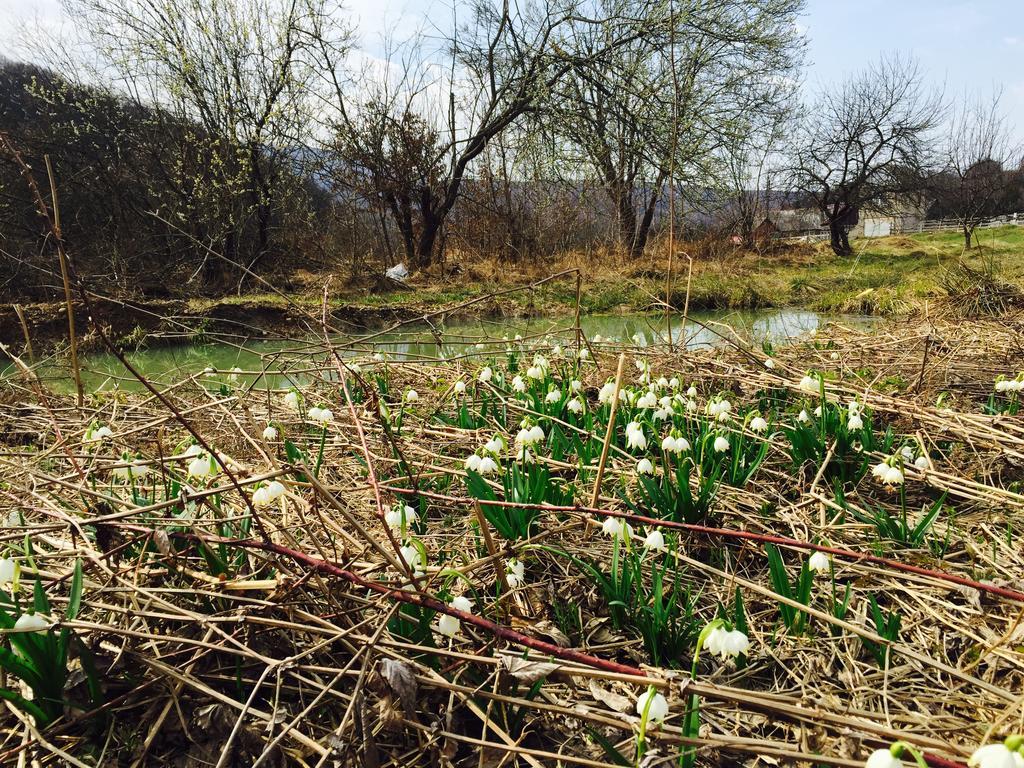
[288,224,1024,318]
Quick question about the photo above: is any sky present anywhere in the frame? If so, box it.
[2,0,1023,141]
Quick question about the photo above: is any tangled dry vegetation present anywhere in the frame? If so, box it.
[1,311,1024,768]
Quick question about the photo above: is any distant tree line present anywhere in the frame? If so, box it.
[0,0,1020,302]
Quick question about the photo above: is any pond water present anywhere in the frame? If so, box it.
[5,308,875,393]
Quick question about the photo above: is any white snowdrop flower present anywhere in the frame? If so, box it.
[484,436,506,454]
[567,398,583,414]
[685,399,697,413]
[514,334,523,341]
[653,408,671,422]
[253,486,273,507]
[713,435,730,453]
[593,334,603,343]
[658,395,672,409]
[830,351,840,361]
[813,405,822,417]
[598,382,617,404]
[865,748,905,768]
[871,461,888,480]
[720,629,750,658]
[512,375,527,393]
[749,416,768,433]
[478,367,493,383]
[656,377,669,389]
[643,529,666,552]
[184,443,204,458]
[529,425,545,443]
[625,423,648,451]
[847,413,864,430]
[969,743,1024,768]
[307,406,323,422]
[262,425,278,441]
[505,559,526,588]
[765,358,776,369]
[545,389,561,404]
[266,480,286,501]
[702,626,725,657]
[284,390,301,410]
[635,688,669,724]
[465,453,483,472]
[310,407,334,425]
[373,352,385,362]
[0,558,19,586]
[848,399,862,413]
[914,455,929,469]
[527,366,544,380]
[717,411,731,423]
[404,389,419,402]
[636,391,657,409]
[478,455,499,475]
[636,457,654,475]
[516,446,534,464]
[552,344,562,357]
[454,380,467,395]
[808,551,831,573]
[578,348,589,360]
[798,410,810,424]
[669,377,679,388]
[15,613,49,634]
[188,454,216,479]
[385,505,419,531]
[569,379,583,393]
[437,613,461,638]
[533,354,550,371]
[228,366,243,382]
[601,517,633,540]
[883,465,904,486]
[85,424,114,443]
[686,386,697,398]
[398,544,423,572]
[900,446,914,461]
[799,374,820,394]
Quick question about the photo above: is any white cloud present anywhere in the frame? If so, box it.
[1005,36,1020,46]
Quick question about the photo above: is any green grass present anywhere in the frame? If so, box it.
[226,226,1024,319]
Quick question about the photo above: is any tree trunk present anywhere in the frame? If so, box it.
[414,213,441,270]
[963,225,972,250]
[828,219,852,256]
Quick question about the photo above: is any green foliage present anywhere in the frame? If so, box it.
[628,453,720,524]
[861,594,901,667]
[765,544,813,635]
[0,560,98,727]
[850,491,948,549]
[783,399,892,486]
[465,463,573,540]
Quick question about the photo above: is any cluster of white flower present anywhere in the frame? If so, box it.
[253,480,287,507]
[385,504,419,533]
[703,625,750,659]
[437,595,474,638]
[511,375,527,393]
[567,398,584,414]
[185,444,219,480]
[871,456,905,486]
[601,516,634,541]
[625,422,648,451]
[866,736,1024,768]
[636,390,658,409]
[995,375,1024,393]
[707,398,732,422]
[308,406,334,425]
[505,558,526,588]
[748,414,769,433]
[465,452,499,475]
[598,381,618,405]
[478,366,493,384]
[848,400,865,430]
[516,422,546,447]
[661,433,690,454]
[284,390,301,410]
[545,388,561,404]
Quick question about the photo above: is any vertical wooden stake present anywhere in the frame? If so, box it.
[44,155,83,408]
[588,353,627,514]
[574,270,582,352]
[680,254,693,351]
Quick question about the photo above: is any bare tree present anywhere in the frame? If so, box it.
[787,56,942,256]
[931,91,1020,249]
[550,0,805,259]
